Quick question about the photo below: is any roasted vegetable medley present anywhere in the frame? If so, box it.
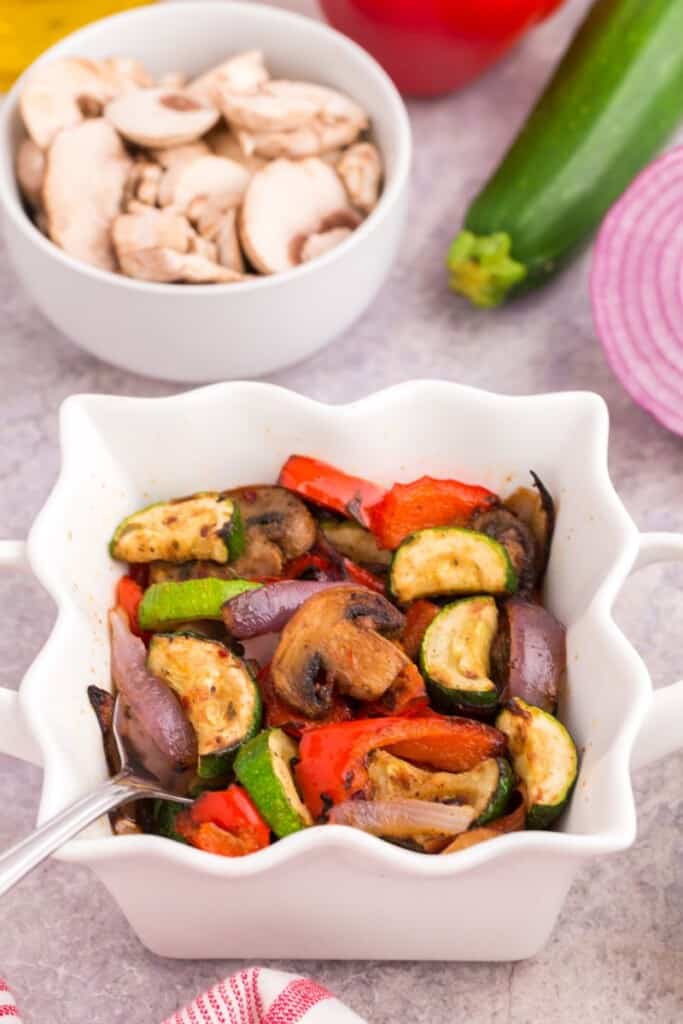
[92,456,578,857]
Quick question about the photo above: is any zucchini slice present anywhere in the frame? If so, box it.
[496,697,577,829]
[389,527,517,603]
[320,519,392,567]
[420,596,499,713]
[153,799,188,844]
[138,578,260,631]
[110,493,245,564]
[147,633,261,780]
[367,750,513,825]
[234,728,312,837]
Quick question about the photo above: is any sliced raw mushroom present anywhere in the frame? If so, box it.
[337,142,382,214]
[237,116,364,159]
[15,138,45,209]
[112,207,194,261]
[206,126,267,175]
[20,58,125,148]
[42,118,132,272]
[119,247,243,284]
[299,226,353,263]
[105,88,219,148]
[158,154,250,213]
[188,231,218,262]
[240,157,356,273]
[158,71,188,90]
[101,57,153,92]
[271,585,408,718]
[187,50,269,109]
[220,81,367,137]
[214,209,245,272]
[123,160,163,209]
[148,141,211,170]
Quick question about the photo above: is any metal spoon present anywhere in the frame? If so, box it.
[0,696,193,897]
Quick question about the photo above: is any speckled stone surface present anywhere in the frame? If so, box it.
[1,1,683,1021]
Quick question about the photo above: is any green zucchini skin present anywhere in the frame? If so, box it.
[476,758,514,827]
[234,729,312,838]
[449,0,683,306]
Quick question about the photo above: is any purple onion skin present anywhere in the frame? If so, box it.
[222,580,346,638]
[503,600,566,713]
[109,608,197,791]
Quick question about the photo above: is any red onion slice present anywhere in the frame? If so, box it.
[222,580,344,638]
[591,146,683,435]
[328,799,475,838]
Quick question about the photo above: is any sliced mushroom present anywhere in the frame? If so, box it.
[187,50,269,109]
[220,81,367,138]
[106,88,219,148]
[158,154,250,213]
[42,118,132,272]
[158,71,188,91]
[101,57,153,92]
[272,585,408,717]
[148,141,212,170]
[504,472,556,584]
[19,58,125,149]
[471,506,538,597]
[206,126,267,175]
[112,207,194,262]
[123,160,163,209]
[226,485,316,575]
[15,139,45,209]
[299,226,353,263]
[337,142,382,214]
[118,247,243,284]
[214,208,245,272]
[188,230,218,263]
[240,157,355,273]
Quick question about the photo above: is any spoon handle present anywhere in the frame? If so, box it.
[0,773,135,898]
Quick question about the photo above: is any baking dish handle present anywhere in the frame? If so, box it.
[631,532,683,770]
[0,540,42,766]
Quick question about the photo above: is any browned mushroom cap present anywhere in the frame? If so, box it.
[187,51,269,109]
[271,585,407,717]
[471,506,538,596]
[240,157,356,273]
[42,118,132,272]
[226,485,316,577]
[105,88,219,148]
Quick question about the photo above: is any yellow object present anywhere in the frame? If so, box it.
[0,1,157,92]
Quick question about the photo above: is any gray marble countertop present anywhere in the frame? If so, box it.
[1,1,682,1021]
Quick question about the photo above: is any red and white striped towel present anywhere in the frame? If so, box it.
[1,970,366,1023]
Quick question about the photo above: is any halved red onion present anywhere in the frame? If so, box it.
[110,607,197,789]
[328,799,475,838]
[222,579,343,638]
[591,146,683,436]
[497,599,566,713]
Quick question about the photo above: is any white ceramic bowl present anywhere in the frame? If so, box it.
[1,380,682,961]
[0,3,411,382]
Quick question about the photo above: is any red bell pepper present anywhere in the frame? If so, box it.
[341,558,386,594]
[320,0,567,97]
[362,661,428,718]
[279,455,385,527]
[400,600,441,661]
[369,476,497,550]
[283,552,337,581]
[175,785,270,857]
[116,575,146,639]
[296,716,507,818]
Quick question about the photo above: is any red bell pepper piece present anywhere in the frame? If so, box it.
[320,0,566,97]
[296,716,507,818]
[362,661,428,718]
[369,476,497,549]
[258,663,351,737]
[279,455,385,527]
[116,575,146,639]
[283,553,337,581]
[400,600,440,660]
[175,785,270,857]
[341,558,386,594]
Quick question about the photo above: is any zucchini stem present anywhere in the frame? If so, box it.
[447,231,527,308]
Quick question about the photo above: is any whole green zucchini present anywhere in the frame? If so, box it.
[447,0,683,307]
